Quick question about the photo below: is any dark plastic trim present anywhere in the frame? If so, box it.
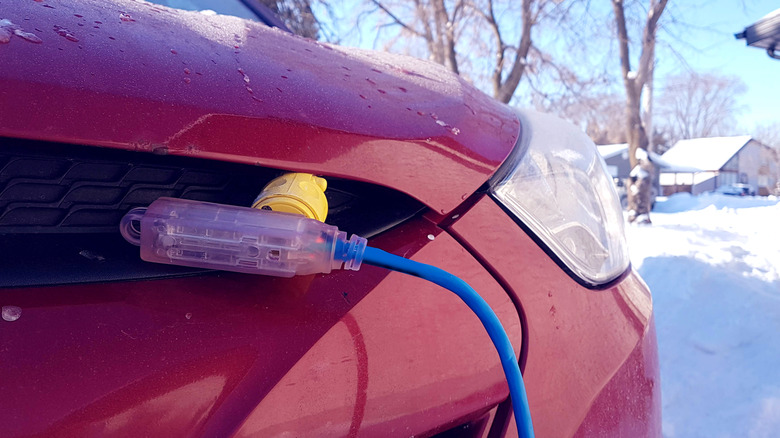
[0,138,424,288]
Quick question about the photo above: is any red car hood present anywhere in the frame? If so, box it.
[0,0,520,215]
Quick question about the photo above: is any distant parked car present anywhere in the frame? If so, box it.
[716,183,756,196]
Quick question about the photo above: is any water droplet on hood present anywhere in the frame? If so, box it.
[53,25,78,42]
[0,28,11,44]
[119,12,135,22]
[1,18,42,44]
[238,68,251,83]
[2,306,22,322]
[16,30,43,43]
[237,68,260,100]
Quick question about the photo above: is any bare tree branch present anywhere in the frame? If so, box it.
[475,0,506,97]
[357,0,580,103]
[634,0,668,92]
[370,0,424,38]
[496,0,533,103]
[612,0,635,100]
[657,72,747,143]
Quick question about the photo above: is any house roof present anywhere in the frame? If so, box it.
[596,143,628,160]
[659,136,753,172]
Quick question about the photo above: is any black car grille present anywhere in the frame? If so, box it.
[0,140,273,233]
[0,137,424,287]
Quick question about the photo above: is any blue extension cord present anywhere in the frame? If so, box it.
[362,246,535,438]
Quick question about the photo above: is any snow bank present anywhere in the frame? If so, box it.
[627,194,780,437]
[654,192,779,213]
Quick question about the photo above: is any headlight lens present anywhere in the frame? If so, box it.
[490,109,629,286]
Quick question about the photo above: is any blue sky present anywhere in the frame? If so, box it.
[660,0,778,129]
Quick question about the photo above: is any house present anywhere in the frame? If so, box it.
[597,143,630,180]
[658,136,779,196]
[597,142,663,208]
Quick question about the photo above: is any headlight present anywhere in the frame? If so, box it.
[490,109,629,286]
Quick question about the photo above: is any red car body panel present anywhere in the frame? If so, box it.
[0,0,661,436]
[0,218,521,437]
[449,197,661,438]
[0,0,519,217]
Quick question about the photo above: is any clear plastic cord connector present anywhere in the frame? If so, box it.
[120,197,367,277]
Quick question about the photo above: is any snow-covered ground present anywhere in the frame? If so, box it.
[626,193,780,438]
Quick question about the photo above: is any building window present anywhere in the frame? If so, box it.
[719,172,737,186]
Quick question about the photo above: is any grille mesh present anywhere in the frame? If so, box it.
[0,138,424,237]
[0,138,424,287]
[0,140,272,232]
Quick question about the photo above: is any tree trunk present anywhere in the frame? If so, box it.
[612,0,667,223]
[643,59,654,152]
[625,103,654,223]
[495,0,533,104]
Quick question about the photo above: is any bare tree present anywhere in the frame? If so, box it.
[360,0,567,104]
[656,72,746,143]
[366,0,465,73]
[611,0,668,223]
[753,121,780,150]
[536,91,628,145]
[260,0,321,39]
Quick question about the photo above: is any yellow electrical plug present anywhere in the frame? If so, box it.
[252,173,329,222]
